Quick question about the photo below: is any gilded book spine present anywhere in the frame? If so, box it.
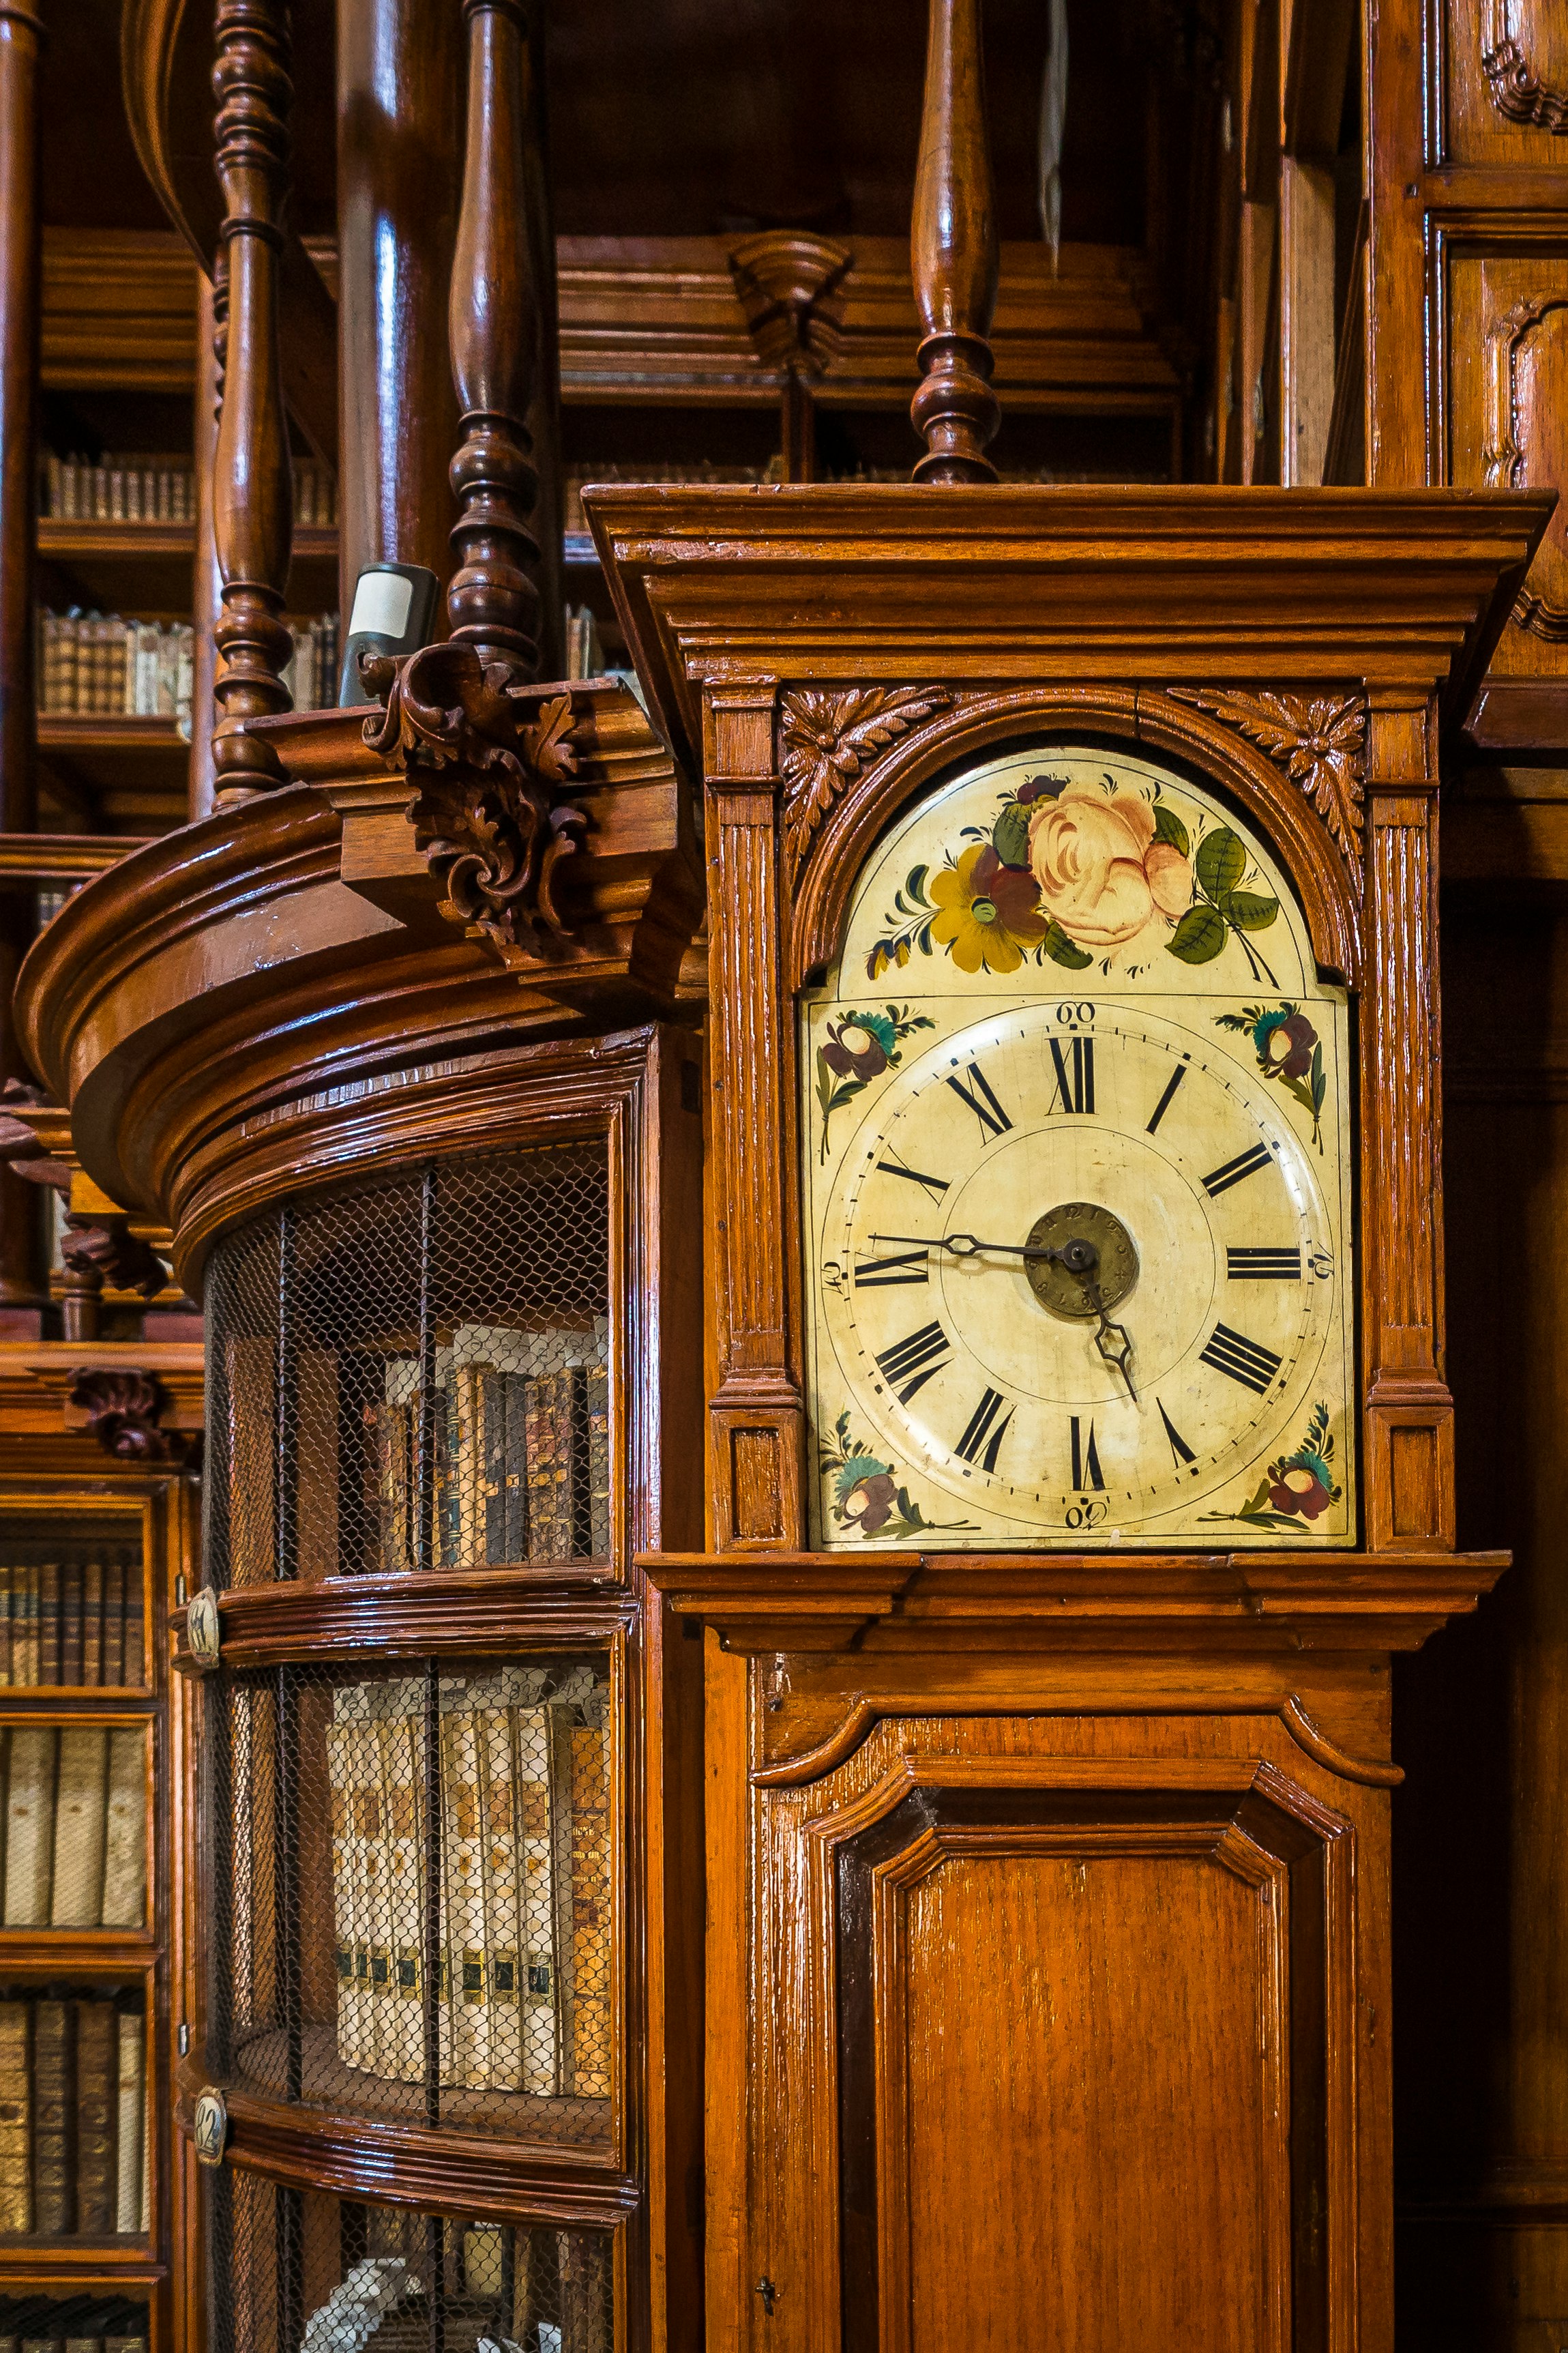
[0,2000,31,2232]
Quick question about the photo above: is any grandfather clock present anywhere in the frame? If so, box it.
[585,16,1551,2328]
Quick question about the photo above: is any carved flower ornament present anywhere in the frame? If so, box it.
[361,641,586,950]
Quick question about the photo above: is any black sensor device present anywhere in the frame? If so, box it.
[338,563,441,706]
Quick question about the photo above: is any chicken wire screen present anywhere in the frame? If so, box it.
[206,1658,612,2144]
[204,1145,611,1589]
[207,2169,612,2353]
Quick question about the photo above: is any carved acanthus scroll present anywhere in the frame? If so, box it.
[1483,290,1568,641]
[362,640,586,948]
[1482,0,1568,132]
[1166,688,1367,882]
[779,686,954,883]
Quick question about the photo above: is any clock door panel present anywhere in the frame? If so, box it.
[753,1721,1361,2353]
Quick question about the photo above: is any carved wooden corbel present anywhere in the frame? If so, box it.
[728,232,853,379]
[361,640,587,949]
[778,686,956,883]
[68,1369,195,1465]
[1166,687,1367,884]
[0,1080,72,1193]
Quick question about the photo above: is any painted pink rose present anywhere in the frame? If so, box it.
[1027,785,1192,948]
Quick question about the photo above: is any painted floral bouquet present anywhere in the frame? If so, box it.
[867,772,1282,985]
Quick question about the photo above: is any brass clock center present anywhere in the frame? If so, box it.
[1024,1202,1139,1321]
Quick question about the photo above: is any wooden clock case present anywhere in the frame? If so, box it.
[587,482,1553,2348]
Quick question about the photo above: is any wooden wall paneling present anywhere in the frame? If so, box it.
[209,0,295,802]
[336,0,464,623]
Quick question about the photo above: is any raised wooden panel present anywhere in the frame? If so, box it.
[1443,0,1568,165]
[740,1710,1364,2352]
[1448,249,1568,677]
[842,1811,1291,2352]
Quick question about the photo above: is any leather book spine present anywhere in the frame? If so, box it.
[100,1562,123,1689]
[80,1561,102,1688]
[31,2000,74,2238]
[74,2000,117,2234]
[99,1730,145,1931]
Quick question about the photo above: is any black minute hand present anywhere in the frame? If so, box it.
[868,1230,1096,1269]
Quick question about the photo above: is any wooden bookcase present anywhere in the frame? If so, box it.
[0,1466,199,2353]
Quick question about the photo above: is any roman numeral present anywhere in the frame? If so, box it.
[875,1148,950,1205]
[1147,1062,1187,1134]
[1202,1142,1273,1197]
[874,1321,951,1403]
[1226,1246,1301,1280]
[853,1248,930,1288]
[955,1388,1014,1472]
[1069,1414,1105,1491]
[1198,1322,1283,1397]
[1048,1034,1095,1115]
[945,1059,1012,1141]
[1157,1399,1196,1467]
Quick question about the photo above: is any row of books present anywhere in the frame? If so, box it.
[563,604,603,682]
[366,1357,610,1575]
[328,1667,608,2099]
[41,451,337,527]
[0,1729,145,1931]
[35,609,341,722]
[0,1997,147,2238]
[280,613,341,716]
[37,613,193,721]
[0,1558,144,1689]
[0,2296,145,2353]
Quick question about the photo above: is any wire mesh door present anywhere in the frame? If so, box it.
[206,1656,613,2142]
[204,1144,612,1589]
[207,2170,614,2353]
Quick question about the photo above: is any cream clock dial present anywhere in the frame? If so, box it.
[801,743,1357,1549]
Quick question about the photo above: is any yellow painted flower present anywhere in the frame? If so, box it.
[929,844,1050,974]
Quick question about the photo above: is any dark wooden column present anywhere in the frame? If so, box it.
[211,0,295,802]
[336,0,464,623]
[445,0,544,680]
[909,0,1001,482]
[0,0,44,1314]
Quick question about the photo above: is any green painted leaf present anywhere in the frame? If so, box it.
[1041,919,1094,971]
[1152,801,1190,856]
[1168,903,1228,964]
[1219,889,1279,931]
[992,802,1032,867]
[1196,825,1246,901]
[1310,1039,1326,1115]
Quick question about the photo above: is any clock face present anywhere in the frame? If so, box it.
[800,742,1357,1549]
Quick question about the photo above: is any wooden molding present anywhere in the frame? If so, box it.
[174,2068,639,2229]
[640,1548,1509,1659]
[175,1566,636,1671]
[586,484,1553,786]
[0,1341,202,1437]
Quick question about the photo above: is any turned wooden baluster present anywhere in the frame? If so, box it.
[910,0,1001,482]
[446,0,543,681]
[210,0,295,801]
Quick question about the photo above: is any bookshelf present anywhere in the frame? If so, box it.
[153,1027,705,2353]
[0,1472,198,2353]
